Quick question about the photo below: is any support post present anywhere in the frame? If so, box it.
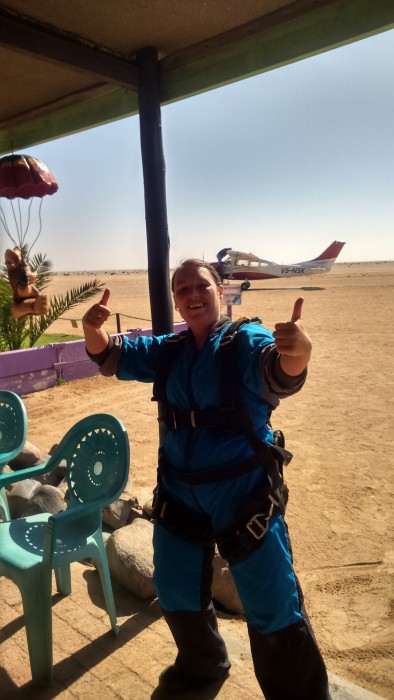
[137,47,173,335]
[115,313,121,333]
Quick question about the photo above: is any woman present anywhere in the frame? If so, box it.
[82,259,331,699]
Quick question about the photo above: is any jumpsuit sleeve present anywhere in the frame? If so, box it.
[260,343,307,398]
[86,333,166,381]
[86,334,123,377]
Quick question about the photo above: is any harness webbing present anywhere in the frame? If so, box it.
[151,317,292,504]
[152,316,261,406]
[152,330,188,404]
[150,318,294,561]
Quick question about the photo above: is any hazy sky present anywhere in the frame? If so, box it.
[1,29,393,271]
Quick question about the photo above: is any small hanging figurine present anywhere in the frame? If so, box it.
[4,247,49,319]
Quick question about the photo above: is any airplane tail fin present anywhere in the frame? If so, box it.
[311,240,346,263]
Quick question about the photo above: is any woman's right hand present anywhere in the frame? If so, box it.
[82,288,111,330]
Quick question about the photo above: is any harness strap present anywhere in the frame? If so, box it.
[216,490,277,563]
[152,317,261,407]
[158,450,267,485]
[152,330,187,404]
[151,489,215,544]
[151,487,282,564]
[158,405,252,431]
[152,316,291,530]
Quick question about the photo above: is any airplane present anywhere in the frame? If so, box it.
[213,240,346,290]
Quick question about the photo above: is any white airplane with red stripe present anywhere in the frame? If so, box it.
[213,240,346,290]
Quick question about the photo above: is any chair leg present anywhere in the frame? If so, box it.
[0,487,11,521]
[94,552,119,634]
[20,567,53,685]
[54,564,72,595]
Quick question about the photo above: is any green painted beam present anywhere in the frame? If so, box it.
[0,88,139,155]
[0,0,392,155]
[160,0,394,103]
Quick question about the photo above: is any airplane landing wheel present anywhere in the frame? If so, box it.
[241,281,250,291]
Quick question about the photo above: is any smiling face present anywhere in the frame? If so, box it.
[172,262,223,341]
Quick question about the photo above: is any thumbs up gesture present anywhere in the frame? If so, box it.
[82,288,111,329]
[273,297,312,376]
[81,288,112,355]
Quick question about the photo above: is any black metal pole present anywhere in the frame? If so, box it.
[137,47,173,335]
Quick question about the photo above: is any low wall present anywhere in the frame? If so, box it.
[0,323,187,396]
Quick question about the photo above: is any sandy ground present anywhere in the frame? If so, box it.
[2,262,394,698]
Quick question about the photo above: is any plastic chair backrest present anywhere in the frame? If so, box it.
[0,390,27,472]
[51,413,130,510]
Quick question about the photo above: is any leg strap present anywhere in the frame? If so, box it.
[152,487,285,564]
[151,489,215,544]
[216,488,282,564]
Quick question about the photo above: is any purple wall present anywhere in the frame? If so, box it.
[0,323,187,396]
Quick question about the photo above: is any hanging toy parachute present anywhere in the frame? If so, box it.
[0,154,58,199]
[0,154,58,250]
[0,154,58,319]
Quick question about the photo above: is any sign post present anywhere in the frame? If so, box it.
[221,283,242,320]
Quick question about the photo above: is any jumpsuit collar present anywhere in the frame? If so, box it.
[185,316,231,348]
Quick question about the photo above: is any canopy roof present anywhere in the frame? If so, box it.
[1,0,393,154]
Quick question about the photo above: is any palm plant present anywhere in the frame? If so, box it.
[0,246,103,351]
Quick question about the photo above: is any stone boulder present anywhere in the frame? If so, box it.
[7,479,41,518]
[102,497,143,530]
[8,441,51,470]
[106,518,156,600]
[212,552,244,615]
[22,484,67,517]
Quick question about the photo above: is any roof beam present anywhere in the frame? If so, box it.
[0,7,139,90]
[0,0,392,154]
[160,0,394,102]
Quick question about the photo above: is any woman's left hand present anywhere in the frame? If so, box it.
[273,298,312,375]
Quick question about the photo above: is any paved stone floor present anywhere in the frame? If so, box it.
[0,563,386,700]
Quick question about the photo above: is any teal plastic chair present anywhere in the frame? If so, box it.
[0,390,28,521]
[0,413,130,685]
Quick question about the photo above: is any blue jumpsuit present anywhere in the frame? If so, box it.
[94,320,331,699]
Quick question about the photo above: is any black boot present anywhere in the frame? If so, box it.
[248,617,331,700]
[159,664,229,693]
[161,603,231,688]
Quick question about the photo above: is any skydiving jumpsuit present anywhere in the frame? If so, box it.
[89,318,331,700]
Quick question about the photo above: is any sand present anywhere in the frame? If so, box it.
[8,263,394,697]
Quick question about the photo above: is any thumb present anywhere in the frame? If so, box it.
[291,297,304,322]
[100,288,111,306]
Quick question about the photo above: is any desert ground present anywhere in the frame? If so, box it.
[1,262,393,698]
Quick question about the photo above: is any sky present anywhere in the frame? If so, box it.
[1,29,393,271]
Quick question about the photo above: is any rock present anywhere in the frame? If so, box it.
[126,486,155,520]
[142,497,154,520]
[7,479,41,518]
[102,497,143,529]
[22,484,67,516]
[8,441,50,470]
[57,478,69,499]
[212,551,244,615]
[102,530,112,546]
[34,461,67,486]
[106,518,156,600]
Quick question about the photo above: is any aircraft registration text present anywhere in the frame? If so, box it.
[281,266,305,274]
